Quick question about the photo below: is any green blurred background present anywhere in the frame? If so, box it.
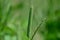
[0,0,60,40]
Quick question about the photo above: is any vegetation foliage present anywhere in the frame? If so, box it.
[0,0,60,40]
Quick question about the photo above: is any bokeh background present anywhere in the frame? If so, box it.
[0,0,60,40]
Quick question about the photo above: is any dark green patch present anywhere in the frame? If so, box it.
[57,17,60,32]
[12,2,24,10]
[46,20,56,33]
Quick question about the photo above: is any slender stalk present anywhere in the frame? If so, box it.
[27,8,32,38]
[1,6,12,31]
[31,19,46,40]
[0,6,12,40]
